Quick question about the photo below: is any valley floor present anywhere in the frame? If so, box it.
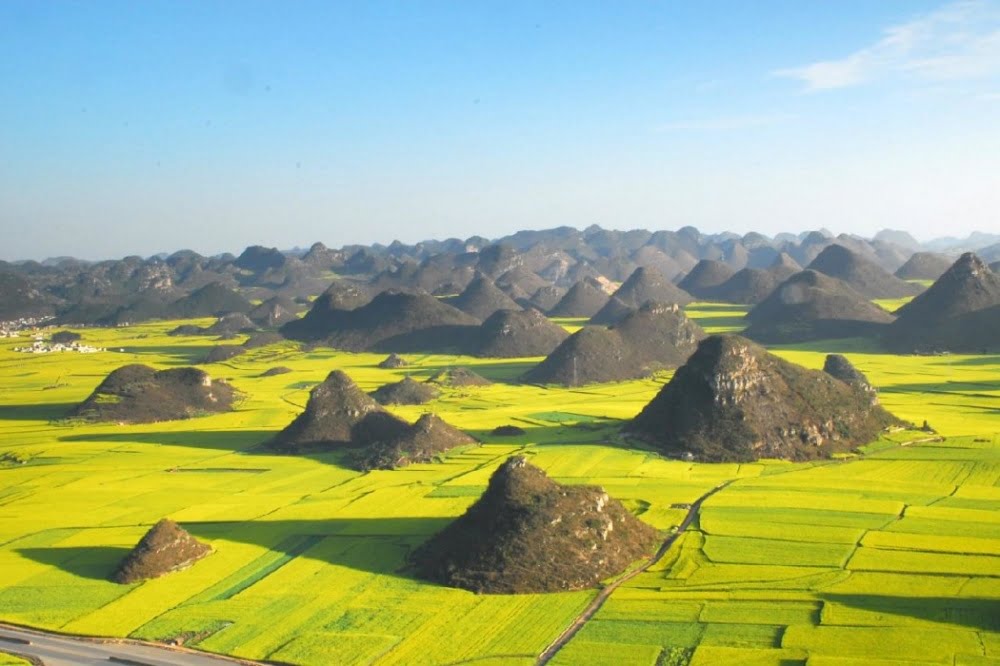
[0,310,997,665]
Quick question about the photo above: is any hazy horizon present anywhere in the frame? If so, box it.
[2,1,998,261]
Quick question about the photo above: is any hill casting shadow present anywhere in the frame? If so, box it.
[822,594,1000,632]
[59,429,279,453]
[0,402,76,421]
[16,546,132,581]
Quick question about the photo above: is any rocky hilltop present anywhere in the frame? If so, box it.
[410,456,657,593]
[112,519,212,584]
[268,370,409,451]
[71,365,236,423]
[628,335,900,462]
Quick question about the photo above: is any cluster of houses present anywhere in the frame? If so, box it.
[12,336,106,354]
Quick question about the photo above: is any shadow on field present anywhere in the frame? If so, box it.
[822,594,1000,632]
[119,345,215,365]
[947,355,1000,367]
[0,402,75,421]
[183,518,454,579]
[16,546,130,581]
[59,429,277,452]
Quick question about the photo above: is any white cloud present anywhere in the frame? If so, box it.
[655,113,795,131]
[776,0,1000,91]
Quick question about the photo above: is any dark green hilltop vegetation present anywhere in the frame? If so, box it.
[112,519,212,584]
[628,335,902,462]
[523,302,704,385]
[71,365,236,424]
[410,456,658,593]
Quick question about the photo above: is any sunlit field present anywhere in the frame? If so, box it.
[0,306,997,665]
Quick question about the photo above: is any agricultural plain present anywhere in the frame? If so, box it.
[0,306,997,665]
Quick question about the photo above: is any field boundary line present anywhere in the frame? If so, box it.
[535,479,735,665]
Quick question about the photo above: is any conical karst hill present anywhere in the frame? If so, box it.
[449,273,521,320]
[678,259,736,299]
[628,335,901,462]
[523,302,704,385]
[589,267,692,324]
[475,308,569,358]
[283,290,479,352]
[352,413,478,471]
[371,376,441,405]
[268,370,409,451]
[806,244,922,299]
[546,277,610,317]
[894,252,953,281]
[112,519,212,584]
[885,253,1000,352]
[743,270,895,343]
[410,456,657,593]
[71,365,236,424]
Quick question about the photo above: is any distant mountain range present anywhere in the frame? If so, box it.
[1,225,998,326]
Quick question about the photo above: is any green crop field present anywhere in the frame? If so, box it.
[0,305,997,665]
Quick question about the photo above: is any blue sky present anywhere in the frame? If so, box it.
[1,1,998,259]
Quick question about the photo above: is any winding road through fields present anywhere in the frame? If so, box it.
[0,623,260,666]
[536,480,735,665]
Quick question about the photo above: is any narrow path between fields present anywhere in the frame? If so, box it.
[535,479,735,665]
[0,623,262,666]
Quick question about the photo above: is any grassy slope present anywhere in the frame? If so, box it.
[0,306,996,665]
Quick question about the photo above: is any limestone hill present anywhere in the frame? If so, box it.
[71,365,235,423]
[701,259,800,304]
[546,277,610,317]
[590,267,692,324]
[449,274,521,320]
[526,285,566,312]
[268,370,409,451]
[678,259,736,299]
[523,302,704,385]
[112,519,212,584]
[282,290,479,352]
[475,309,569,358]
[0,271,54,320]
[249,296,300,327]
[628,335,900,462]
[885,253,1000,352]
[371,376,441,405]
[427,367,491,387]
[378,353,408,369]
[743,270,895,343]
[806,244,922,299]
[894,252,953,281]
[279,281,375,341]
[351,413,477,470]
[410,456,657,593]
